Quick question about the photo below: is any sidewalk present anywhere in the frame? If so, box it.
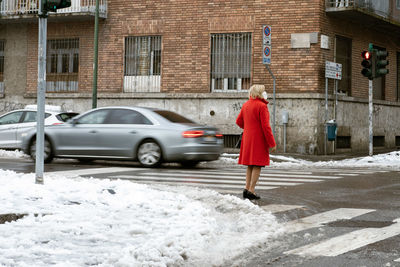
[222,148,398,163]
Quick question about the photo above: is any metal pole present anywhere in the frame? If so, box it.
[283,123,287,153]
[334,79,338,154]
[35,1,47,184]
[369,79,373,156]
[266,65,276,136]
[324,77,328,155]
[92,0,99,108]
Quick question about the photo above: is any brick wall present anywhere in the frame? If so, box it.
[23,0,399,99]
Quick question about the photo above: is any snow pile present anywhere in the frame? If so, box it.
[0,170,282,266]
[0,149,29,159]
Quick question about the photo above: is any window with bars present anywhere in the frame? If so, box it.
[210,33,252,91]
[397,52,400,101]
[124,36,161,93]
[46,38,79,92]
[335,36,352,95]
[0,40,4,93]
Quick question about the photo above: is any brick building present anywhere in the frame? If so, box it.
[1,0,400,154]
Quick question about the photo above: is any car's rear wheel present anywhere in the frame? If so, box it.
[30,138,54,163]
[137,140,162,167]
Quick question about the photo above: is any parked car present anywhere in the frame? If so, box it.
[0,105,78,150]
[21,106,224,167]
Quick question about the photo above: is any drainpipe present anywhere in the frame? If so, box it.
[92,0,99,108]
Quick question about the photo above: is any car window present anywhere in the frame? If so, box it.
[0,111,24,125]
[22,112,51,123]
[23,111,37,123]
[56,112,79,122]
[77,110,109,124]
[105,109,152,125]
[153,110,195,123]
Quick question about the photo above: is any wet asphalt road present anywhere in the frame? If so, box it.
[1,157,400,267]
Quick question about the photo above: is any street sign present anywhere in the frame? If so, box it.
[263,25,271,65]
[325,61,342,80]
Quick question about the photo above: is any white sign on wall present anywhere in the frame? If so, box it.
[325,61,342,80]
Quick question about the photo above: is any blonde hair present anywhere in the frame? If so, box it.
[248,84,265,99]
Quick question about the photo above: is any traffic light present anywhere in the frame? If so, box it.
[40,0,71,17]
[375,49,389,78]
[361,50,374,80]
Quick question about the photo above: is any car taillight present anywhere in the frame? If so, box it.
[216,133,223,138]
[52,122,64,125]
[182,130,204,138]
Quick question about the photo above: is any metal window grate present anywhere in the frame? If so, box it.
[223,134,241,148]
[336,136,351,149]
[210,33,251,91]
[124,36,161,93]
[373,136,385,147]
[46,38,79,92]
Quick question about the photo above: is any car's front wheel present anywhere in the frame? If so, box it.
[137,140,162,167]
[30,138,54,164]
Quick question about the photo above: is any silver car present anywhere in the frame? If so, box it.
[0,105,78,150]
[21,106,224,167]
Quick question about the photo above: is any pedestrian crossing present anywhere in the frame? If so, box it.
[46,167,389,195]
[262,204,400,261]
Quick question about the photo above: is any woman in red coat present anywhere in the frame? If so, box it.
[236,84,276,200]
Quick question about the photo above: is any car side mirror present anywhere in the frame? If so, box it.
[70,118,78,126]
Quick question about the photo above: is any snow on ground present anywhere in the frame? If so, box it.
[0,149,29,159]
[0,170,283,267]
[217,151,400,170]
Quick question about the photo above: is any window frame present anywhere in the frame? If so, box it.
[46,38,79,92]
[210,32,252,92]
[334,35,352,96]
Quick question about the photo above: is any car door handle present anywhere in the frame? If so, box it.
[129,131,137,134]
[89,130,98,134]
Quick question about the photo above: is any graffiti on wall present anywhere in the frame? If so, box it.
[0,101,25,112]
[232,102,242,112]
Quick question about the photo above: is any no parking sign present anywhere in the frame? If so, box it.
[263,25,271,65]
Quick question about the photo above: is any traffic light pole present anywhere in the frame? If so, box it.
[368,79,373,156]
[35,0,47,184]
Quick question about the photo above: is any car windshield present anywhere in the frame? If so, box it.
[153,110,195,123]
[57,113,79,122]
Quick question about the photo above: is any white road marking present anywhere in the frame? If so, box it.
[45,167,142,176]
[144,172,341,180]
[283,208,375,234]
[285,218,400,257]
[110,178,278,190]
[141,172,323,183]
[261,204,305,213]
[394,258,400,262]
[110,175,302,187]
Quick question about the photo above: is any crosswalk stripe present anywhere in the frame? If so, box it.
[283,208,375,234]
[261,204,305,213]
[140,172,323,183]
[285,218,400,257]
[192,170,315,175]
[45,167,144,176]
[109,175,302,187]
[144,172,341,180]
[109,177,278,190]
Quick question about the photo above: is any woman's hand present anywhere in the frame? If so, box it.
[270,146,276,153]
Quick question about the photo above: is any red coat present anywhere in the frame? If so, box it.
[236,98,276,166]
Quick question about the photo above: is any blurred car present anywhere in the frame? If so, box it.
[0,105,78,150]
[21,106,224,167]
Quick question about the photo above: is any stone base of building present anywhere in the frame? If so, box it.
[2,92,400,155]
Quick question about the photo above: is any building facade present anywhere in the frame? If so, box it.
[1,0,400,154]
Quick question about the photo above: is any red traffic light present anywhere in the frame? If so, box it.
[361,51,371,60]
